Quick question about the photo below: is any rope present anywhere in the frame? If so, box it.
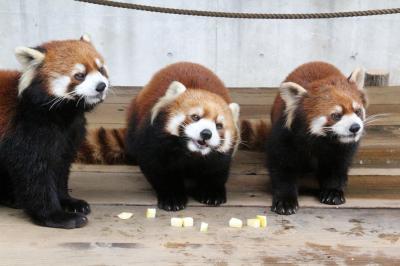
[75,0,400,20]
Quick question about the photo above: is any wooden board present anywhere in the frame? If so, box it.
[1,206,399,265]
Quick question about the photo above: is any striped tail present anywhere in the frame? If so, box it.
[76,127,127,164]
[240,119,270,151]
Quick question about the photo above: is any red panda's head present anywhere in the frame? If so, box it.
[280,68,367,143]
[151,81,240,155]
[15,34,109,107]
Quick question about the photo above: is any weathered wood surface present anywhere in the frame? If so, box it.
[1,206,399,265]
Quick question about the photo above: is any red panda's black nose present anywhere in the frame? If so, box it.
[349,123,361,133]
[96,82,106,92]
[200,129,212,140]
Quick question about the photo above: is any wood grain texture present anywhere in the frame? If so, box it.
[1,206,399,265]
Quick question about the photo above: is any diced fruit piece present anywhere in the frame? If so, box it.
[117,212,133,220]
[256,215,267,227]
[183,217,194,227]
[229,218,243,228]
[200,222,208,232]
[146,208,156,218]
[171,217,183,227]
[247,218,261,228]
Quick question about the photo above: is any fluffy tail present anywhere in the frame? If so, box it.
[76,127,127,164]
[240,119,270,151]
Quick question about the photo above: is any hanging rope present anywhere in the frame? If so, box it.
[75,0,400,20]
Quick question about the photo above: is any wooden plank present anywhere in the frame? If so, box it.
[68,166,400,208]
[1,206,399,265]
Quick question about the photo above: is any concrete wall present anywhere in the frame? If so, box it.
[1,0,400,87]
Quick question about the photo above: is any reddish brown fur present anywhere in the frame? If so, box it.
[271,61,366,125]
[240,119,270,151]
[76,127,127,164]
[127,62,231,126]
[0,71,20,137]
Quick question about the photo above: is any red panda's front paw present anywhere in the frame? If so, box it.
[157,194,188,212]
[60,198,91,215]
[194,188,227,206]
[35,212,88,229]
[320,189,345,205]
[271,197,299,215]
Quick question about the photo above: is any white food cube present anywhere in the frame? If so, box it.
[229,218,243,228]
[171,217,183,227]
[183,217,194,227]
[146,208,156,218]
[256,215,267,227]
[117,212,133,220]
[200,222,208,232]
[247,218,261,228]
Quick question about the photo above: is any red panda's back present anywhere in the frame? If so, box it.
[271,62,345,123]
[127,62,230,125]
[0,71,19,137]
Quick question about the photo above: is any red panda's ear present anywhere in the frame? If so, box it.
[229,103,240,124]
[15,47,45,68]
[151,81,187,124]
[279,82,307,128]
[348,67,365,91]
[279,82,307,104]
[80,34,92,43]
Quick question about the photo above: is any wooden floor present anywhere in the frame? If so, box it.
[1,86,400,265]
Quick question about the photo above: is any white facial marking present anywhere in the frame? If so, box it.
[333,105,343,113]
[166,113,185,136]
[51,75,72,98]
[73,63,86,74]
[218,130,232,153]
[331,113,364,143]
[185,118,220,155]
[217,115,224,123]
[189,107,204,117]
[74,71,109,104]
[310,116,328,136]
[95,58,102,68]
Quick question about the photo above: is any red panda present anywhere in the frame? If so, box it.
[266,61,367,215]
[123,62,240,211]
[0,35,110,228]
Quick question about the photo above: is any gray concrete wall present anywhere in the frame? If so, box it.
[1,0,400,86]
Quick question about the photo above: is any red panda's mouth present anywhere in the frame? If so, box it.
[195,139,208,148]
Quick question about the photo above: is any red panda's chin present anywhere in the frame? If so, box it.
[187,140,212,155]
[338,134,362,144]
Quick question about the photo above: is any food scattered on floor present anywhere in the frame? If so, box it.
[183,217,194,227]
[171,217,184,227]
[117,212,133,220]
[256,215,267,227]
[247,218,261,228]
[200,222,208,232]
[146,208,156,218]
[229,218,243,228]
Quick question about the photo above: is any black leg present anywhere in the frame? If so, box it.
[57,166,91,215]
[143,169,187,212]
[9,166,87,229]
[0,166,20,209]
[192,167,229,207]
[270,169,299,215]
[317,158,349,205]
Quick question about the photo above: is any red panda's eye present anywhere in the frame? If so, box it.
[331,113,342,121]
[216,123,223,130]
[355,109,363,117]
[191,114,200,121]
[74,73,86,81]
